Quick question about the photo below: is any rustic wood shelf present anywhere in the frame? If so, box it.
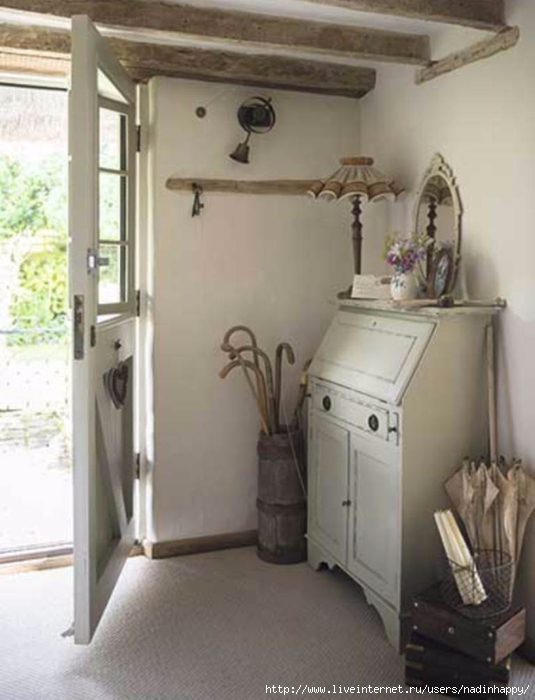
[165,178,315,196]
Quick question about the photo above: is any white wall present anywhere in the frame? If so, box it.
[146,78,358,543]
[359,0,535,641]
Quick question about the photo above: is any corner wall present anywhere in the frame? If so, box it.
[146,78,358,543]
[359,0,535,642]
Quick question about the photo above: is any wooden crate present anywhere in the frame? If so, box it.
[406,632,511,698]
[412,584,525,665]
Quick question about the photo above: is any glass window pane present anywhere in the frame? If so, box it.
[99,173,126,242]
[98,70,129,105]
[99,108,125,170]
[98,244,126,305]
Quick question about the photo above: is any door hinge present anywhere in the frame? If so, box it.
[90,324,96,348]
[135,289,141,317]
[136,125,141,153]
[135,452,141,479]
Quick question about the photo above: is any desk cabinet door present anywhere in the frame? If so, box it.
[347,432,400,606]
[308,414,349,565]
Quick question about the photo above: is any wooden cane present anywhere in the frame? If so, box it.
[219,358,270,435]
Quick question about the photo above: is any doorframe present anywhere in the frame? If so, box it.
[134,82,150,545]
[0,76,72,561]
[0,71,151,562]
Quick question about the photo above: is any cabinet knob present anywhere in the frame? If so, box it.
[322,395,332,412]
[342,500,351,507]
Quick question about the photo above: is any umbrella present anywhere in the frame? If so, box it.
[489,463,517,559]
[509,463,535,561]
[476,462,499,551]
[443,324,535,599]
[446,459,535,588]
[445,460,478,547]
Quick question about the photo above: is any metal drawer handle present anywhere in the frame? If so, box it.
[322,395,332,412]
[342,500,351,507]
[448,626,456,635]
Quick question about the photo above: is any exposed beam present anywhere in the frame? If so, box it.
[0,1,431,65]
[0,24,376,99]
[166,178,315,195]
[0,48,68,77]
[302,0,506,31]
[417,26,519,84]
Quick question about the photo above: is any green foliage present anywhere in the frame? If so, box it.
[0,154,66,240]
[10,237,67,345]
[0,153,67,345]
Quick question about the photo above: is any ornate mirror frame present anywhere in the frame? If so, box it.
[413,153,463,288]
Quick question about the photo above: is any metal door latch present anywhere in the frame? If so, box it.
[73,294,84,360]
[87,249,110,275]
[388,413,400,443]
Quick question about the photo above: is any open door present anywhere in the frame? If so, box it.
[69,15,137,645]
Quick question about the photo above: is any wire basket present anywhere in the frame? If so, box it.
[441,549,514,619]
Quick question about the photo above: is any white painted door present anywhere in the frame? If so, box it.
[70,15,137,645]
[308,414,349,565]
[347,432,400,606]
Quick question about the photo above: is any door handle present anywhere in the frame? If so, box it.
[87,249,110,274]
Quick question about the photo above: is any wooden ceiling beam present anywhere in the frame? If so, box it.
[417,26,519,84]
[0,1,430,65]
[301,0,506,31]
[0,24,377,99]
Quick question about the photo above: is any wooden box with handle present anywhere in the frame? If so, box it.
[411,584,526,665]
[406,632,511,697]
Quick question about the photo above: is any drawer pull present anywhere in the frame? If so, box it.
[448,626,456,635]
[322,395,332,412]
[368,414,379,432]
[341,500,351,507]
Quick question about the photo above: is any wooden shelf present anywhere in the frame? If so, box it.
[337,297,506,317]
[166,178,315,196]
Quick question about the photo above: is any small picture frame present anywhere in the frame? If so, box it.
[427,248,455,299]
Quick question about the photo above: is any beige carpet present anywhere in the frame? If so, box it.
[0,547,533,699]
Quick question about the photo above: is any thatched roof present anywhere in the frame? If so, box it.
[0,84,66,144]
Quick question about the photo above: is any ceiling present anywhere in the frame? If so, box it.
[0,0,507,97]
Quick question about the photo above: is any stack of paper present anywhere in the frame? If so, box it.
[351,275,392,300]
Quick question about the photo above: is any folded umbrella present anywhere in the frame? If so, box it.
[445,460,478,549]
[509,463,535,562]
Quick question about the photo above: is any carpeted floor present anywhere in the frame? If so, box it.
[0,547,533,699]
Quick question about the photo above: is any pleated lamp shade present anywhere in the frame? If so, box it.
[308,157,403,202]
[308,157,403,279]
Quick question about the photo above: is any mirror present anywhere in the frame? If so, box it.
[413,154,462,289]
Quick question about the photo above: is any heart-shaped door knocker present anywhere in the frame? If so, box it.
[104,361,129,409]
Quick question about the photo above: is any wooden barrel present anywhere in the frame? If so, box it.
[256,428,306,564]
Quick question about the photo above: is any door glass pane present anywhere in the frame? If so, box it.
[98,69,129,105]
[99,108,125,170]
[99,172,125,242]
[98,244,126,304]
